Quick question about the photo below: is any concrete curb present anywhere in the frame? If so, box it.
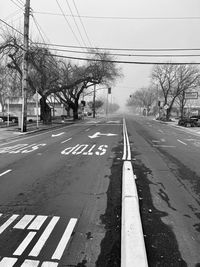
[121,161,148,267]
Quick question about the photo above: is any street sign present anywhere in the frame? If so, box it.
[163,104,169,110]
[184,92,198,99]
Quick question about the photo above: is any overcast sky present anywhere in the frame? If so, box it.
[1,0,200,108]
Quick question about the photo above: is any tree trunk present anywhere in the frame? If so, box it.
[40,95,52,124]
[73,99,79,120]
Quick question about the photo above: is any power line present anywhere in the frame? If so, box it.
[0,18,23,36]
[31,14,51,43]
[49,53,200,65]
[55,0,83,48]
[10,0,24,10]
[72,0,93,47]
[46,46,200,58]
[32,11,200,21]
[34,42,200,52]
[64,0,87,47]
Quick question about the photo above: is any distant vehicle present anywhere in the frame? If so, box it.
[0,112,18,123]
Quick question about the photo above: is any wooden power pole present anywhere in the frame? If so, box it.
[21,0,30,132]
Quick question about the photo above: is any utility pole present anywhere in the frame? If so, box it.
[21,0,30,132]
[93,84,96,118]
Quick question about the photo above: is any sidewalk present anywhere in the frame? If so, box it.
[155,117,200,136]
[0,120,74,143]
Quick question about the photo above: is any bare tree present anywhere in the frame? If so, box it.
[127,87,157,115]
[152,64,200,120]
[55,52,122,120]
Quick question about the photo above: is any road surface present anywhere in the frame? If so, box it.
[0,118,122,267]
[125,114,200,267]
[1,114,200,267]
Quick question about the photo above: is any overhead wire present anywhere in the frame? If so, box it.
[45,46,200,58]
[71,0,93,47]
[55,0,84,48]
[64,0,87,47]
[10,0,24,11]
[32,11,200,21]
[48,53,200,65]
[33,42,200,52]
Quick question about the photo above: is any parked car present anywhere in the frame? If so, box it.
[178,116,198,127]
[0,112,18,123]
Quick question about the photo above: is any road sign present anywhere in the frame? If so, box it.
[184,91,198,99]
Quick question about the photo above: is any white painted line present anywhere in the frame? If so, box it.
[158,129,164,133]
[161,138,166,142]
[85,128,90,132]
[122,119,127,160]
[0,214,19,234]
[0,257,18,267]
[177,139,187,145]
[0,169,12,177]
[61,138,72,144]
[28,215,48,230]
[41,262,58,267]
[152,140,160,143]
[52,218,77,260]
[52,132,65,137]
[21,259,40,267]
[14,215,35,229]
[0,214,2,217]
[153,145,176,148]
[13,231,37,256]
[29,216,60,257]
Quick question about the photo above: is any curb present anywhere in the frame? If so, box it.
[121,161,148,267]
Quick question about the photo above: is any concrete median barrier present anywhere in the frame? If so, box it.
[121,161,148,267]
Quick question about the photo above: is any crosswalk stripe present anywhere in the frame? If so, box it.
[0,257,18,267]
[28,215,48,230]
[14,215,35,229]
[41,262,58,267]
[0,214,19,234]
[21,259,40,267]
[13,231,37,256]
[52,218,78,260]
[29,216,60,257]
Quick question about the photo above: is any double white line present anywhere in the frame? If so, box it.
[122,118,131,161]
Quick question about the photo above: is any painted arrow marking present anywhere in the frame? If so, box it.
[88,132,118,139]
[52,132,65,137]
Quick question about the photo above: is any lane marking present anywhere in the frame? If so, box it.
[153,145,176,148]
[122,119,127,160]
[0,214,19,234]
[52,218,78,260]
[29,216,60,257]
[21,259,40,267]
[158,129,164,133]
[122,118,131,160]
[52,132,65,137]
[61,138,72,144]
[85,128,90,132]
[14,215,35,229]
[161,138,166,142]
[41,263,58,267]
[0,169,12,177]
[28,215,48,230]
[0,257,18,267]
[13,231,37,256]
[177,139,187,146]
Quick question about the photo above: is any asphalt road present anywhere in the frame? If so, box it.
[0,117,123,267]
[125,115,200,267]
[1,114,200,267]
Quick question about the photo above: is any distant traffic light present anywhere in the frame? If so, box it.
[108,87,111,94]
